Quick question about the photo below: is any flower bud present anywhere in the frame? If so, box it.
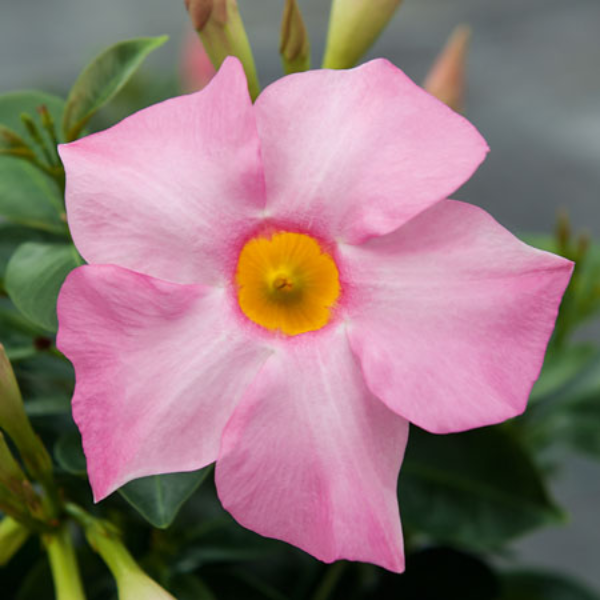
[0,345,54,493]
[0,345,36,452]
[323,0,403,69]
[424,25,471,113]
[0,517,30,566]
[86,520,176,599]
[280,0,310,74]
[185,0,260,100]
[181,29,217,92]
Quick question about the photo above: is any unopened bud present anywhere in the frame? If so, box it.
[556,209,571,254]
[280,0,310,74]
[86,520,176,599]
[186,0,214,31]
[424,25,471,113]
[576,231,591,263]
[0,517,30,565]
[0,346,54,498]
[0,432,28,492]
[0,345,33,447]
[181,29,217,92]
[185,0,260,99]
[323,0,403,69]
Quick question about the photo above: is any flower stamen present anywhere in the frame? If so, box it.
[236,231,340,336]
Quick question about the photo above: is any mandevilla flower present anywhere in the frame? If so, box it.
[57,57,572,572]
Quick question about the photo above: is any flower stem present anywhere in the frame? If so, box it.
[44,525,87,600]
[311,562,348,600]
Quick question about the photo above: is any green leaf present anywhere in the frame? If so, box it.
[5,242,82,332]
[0,159,66,234]
[499,570,600,600]
[0,92,66,234]
[530,344,596,402]
[25,395,71,417]
[63,36,168,141]
[54,431,87,475]
[0,223,62,285]
[0,90,64,135]
[398,427,563,550]
[119,466,212,529]
[527,350,600,458]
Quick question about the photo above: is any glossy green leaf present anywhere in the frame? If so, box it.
[0,159,66,234]
[398,427,563,550]
[499,570,600,600]
[54,431,87,475]
[0,299,44,363]
[5,242,82,332]
[63,36,168,141]
[0,223,61,283]
[119,466,212,529]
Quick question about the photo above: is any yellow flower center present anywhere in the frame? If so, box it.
[235,231,341,336]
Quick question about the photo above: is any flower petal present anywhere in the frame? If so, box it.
[215,326,408,572]
[58,57,265,285]
[57,265,270,500]
[255,58,488,243]
[341,200,573,433]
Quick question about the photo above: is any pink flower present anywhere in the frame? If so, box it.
[56,57,572,572]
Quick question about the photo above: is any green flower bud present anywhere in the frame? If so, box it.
[280,0,310,74]
[0,517,30,566]
[85,519,175,599]
[185,0,260,100]
[323,0,403,69]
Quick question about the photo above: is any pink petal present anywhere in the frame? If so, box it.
[255,58,488,244]
[58,57,265,286]
[216,326,408,572]
[341,200,573,434]
[57,265,270,500]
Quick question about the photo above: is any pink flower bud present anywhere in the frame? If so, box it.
[181,28,217,92]
[424,25,471,113]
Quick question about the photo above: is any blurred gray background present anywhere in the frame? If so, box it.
[1,0,599,589]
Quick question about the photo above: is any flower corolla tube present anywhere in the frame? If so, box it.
[57,57,572,572]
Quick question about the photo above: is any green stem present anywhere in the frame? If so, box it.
[311,562,348,600]
[45,525,87,600]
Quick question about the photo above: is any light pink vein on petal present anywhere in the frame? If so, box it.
[340,200,574,433]
[255,58,488,243]
[57,265,270,501]
[215,326,408,572]
[59,57,265,285]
